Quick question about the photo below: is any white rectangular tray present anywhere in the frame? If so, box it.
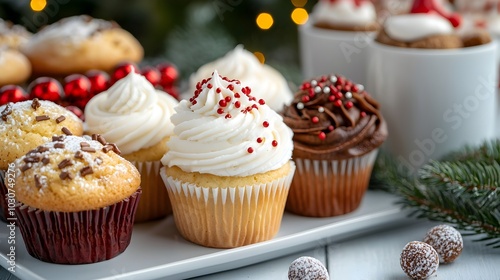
[0,190,408,280]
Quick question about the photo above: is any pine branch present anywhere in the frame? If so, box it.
[371,140,500,248]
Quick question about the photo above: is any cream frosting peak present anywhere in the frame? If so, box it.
[313,0,377,27]
[163,70,293,177]
[187,45,292,112]
[384,13,454,42]
[85,72,178,155]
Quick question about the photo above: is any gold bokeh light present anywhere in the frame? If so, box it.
[256,13,274,30]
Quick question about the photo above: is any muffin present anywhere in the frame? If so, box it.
[160,70,295,248]
[85,71,178,222]
[312,0,379,32]
[21,15,143,76]
[186,45,293,112]
[282,74,387,217]
[0,47,31,86]
[0,99,83,221]
[0,18,32,49]
[12,135,141,264]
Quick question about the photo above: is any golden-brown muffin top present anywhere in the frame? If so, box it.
[12,134,141,212]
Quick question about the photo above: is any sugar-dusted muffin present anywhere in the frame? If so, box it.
[21,15,143,76]
[85,71,178,222]
[282,74,387,217]
[186,45,293,112]
[160,70,295,248]
[12,135,141,264]
[0,18,32,49]
[312,0,379,32]
[0,99,83,220]
[0,47,31,86]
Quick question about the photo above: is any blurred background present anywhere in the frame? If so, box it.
[0,0,317,84]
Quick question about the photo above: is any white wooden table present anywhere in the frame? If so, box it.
[1,218,499,280]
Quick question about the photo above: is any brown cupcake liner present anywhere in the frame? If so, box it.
[160,162,295,249]
[15,188,142,264]
[286,150,378,217]
[131,160,172,223]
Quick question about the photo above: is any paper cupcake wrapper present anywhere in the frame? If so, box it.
[0,169,6,222]
[286,150,378,217]
[15,189,142,264]
[131,160,172,223]
[160,162,295,249]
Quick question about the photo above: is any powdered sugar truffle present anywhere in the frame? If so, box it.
[424,224,463,263]
[400,241,439,280]
[288,256,329,280]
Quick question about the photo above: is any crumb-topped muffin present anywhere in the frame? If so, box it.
[160,70,295,248]
[13,134,141,264]
[21,15,143,76]
[282,74,387,217]
[85,71,179,222]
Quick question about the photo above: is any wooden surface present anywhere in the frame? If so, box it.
[2,220,499,279]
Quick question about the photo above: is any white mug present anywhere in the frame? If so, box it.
[367,41,498,172]
[298,20,375,86]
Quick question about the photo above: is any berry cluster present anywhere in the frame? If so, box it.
[0,62,179,120]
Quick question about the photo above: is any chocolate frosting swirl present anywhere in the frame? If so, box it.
[282,74,387,160]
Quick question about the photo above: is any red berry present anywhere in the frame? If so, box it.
[85,70,109,95]
[0,85,29,105]
[65,105,84,121]
[28,77,64,103]
[64,74,91,101]
[157,64,179,88]
[141,67,161,87]
[111,62,138,85]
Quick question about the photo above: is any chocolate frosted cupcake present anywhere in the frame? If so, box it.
[12,135,141,264]
[282,74,387,217]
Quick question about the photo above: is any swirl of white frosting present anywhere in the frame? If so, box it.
[384,13,454,42]
[186,45,293,112]
[23,15,112,51]
[85,72,178,155]
[163,70,293,177]
[312,0,376,27]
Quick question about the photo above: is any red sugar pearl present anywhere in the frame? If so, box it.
[333,100,342,107]
[344,85,351,92]
[216,88,221,93]
[207,84,213,89]
[352,85,359,92]
[225,96,231,102]
[335,91,343,99]
[247,147,254,153]
[329,95,336,102]
[312,116,319,123]
[301,82,311,90]
[263,121,269,127]
[257,137,263,143]
[308,88,315,97]
[227,84,234,90]
[319,132,326,140]
[225,114,232,119]
[345,101,354,109]
[217,108,224,114]
[235,93,241,98]
[302,95,310,102]
[328,125,335,131]
[258,99,265,105]
[235,101,241,108]
[272,140,278,147]
[219,100,227,107]
[361,112,367,118]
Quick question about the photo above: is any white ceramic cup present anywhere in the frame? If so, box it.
[367,41,498,172]
[299,20,375,86]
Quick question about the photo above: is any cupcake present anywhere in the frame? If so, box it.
[85,71,178,222]
[0,99,83,221]
[160,70,295,248]
[21,15,143,76]
[312,0,379,31]
[186,45,293,112]
[12,135,141,264]
[282,74,387,217]
[0,47,31,86]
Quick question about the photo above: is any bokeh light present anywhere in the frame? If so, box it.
[291,0,308,8]
[291,8,308,25]
[30,0,47,11]
[256,13,274,30]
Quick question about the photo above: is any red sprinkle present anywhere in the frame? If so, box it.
[217,108,224,114]
[235,101,241,108]
[225,96,231,102]
[328,125,335,131]
[192,100,197,105]
[334,100,343,107]
[225,114,232,119]
[263,121,269,127]
[216,88,221,93]
[344,85,351,92]
[308,88,315,97]
[257,137,263,143]
[258,99,265,105]
[345,101,354,109]
[302,95,310,102]
[227,84,234,90]
[319,132,326,140]
[352,85,359,92]
[219,100,227,107]
[247,147,254,153]
[361,111,367,118]
[312,116,319,123]
[235,93,241,98]
[335,91,343,99]
[272,140,278,147]
[329,95,336,102]
[207,84,213,89]
[301,82,311,90]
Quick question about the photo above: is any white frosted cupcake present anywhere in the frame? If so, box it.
[85,71,178,222]
[161,70,295,248]
[186,45,293,112]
